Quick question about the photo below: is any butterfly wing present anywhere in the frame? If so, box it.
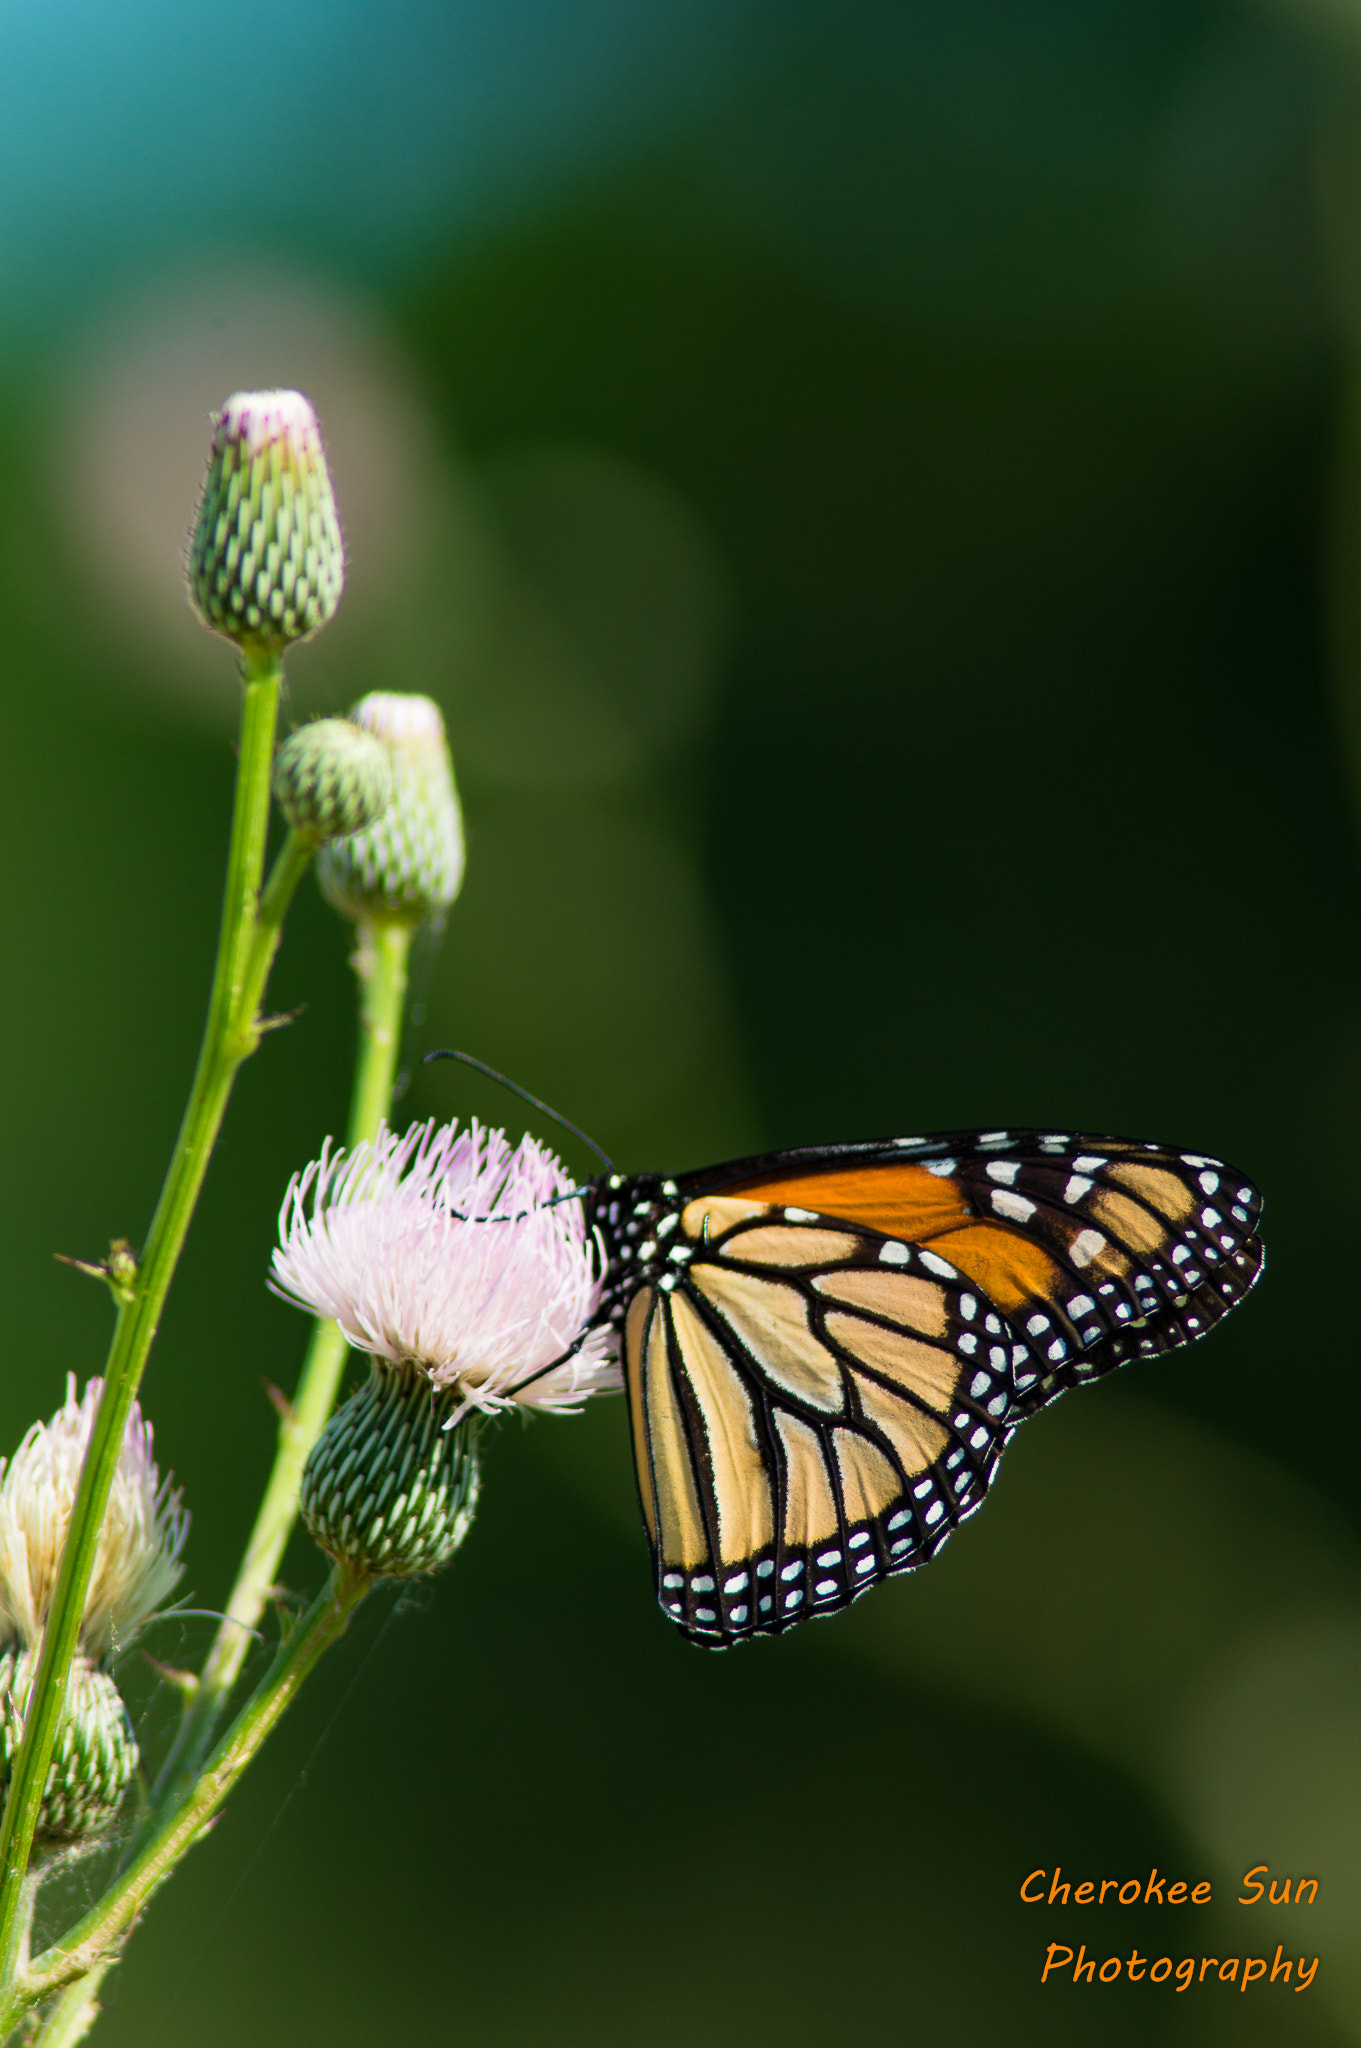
[616,1204,1027,1645]
[598,1128,1262,1647]
[695,1128,1264,1416]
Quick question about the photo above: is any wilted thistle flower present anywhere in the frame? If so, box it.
[315,694,464,928]
[0,1379,187,1847]
[273,718,392,846]
[187,389,344,652]
[272,1121,619,1577]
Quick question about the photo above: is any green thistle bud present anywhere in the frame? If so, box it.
[300,1366,480,1579]
[0,1648,136,1848]
[316,694,464,927]
[187,390,344,652]
[273,719,392,845]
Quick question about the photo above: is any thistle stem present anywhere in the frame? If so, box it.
[0,1572,370,2040]
[28,1960,111,2048]
[0,653,307,1997]
[156,918,413,1801]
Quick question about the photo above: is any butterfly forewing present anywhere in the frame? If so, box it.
[706,1131,1264,1416]
[619,1198,1022,1646]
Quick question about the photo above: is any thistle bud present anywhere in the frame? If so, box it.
[300,1365,480,1578]
[315,694,464,927]
[188,390,344,652]
[0,1649,135,1848]
[273,719,392,845]
[0,1379,187,1848]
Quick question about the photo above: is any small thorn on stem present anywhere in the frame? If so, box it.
[53,1237,139,1306]
[258,1005,305,1035]
[261,1379,296,1425]
[142,1654,199,1700]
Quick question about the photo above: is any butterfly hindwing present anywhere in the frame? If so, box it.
[616,1196,1022,1646]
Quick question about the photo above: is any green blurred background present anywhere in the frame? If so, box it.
[1,0,1358,2040]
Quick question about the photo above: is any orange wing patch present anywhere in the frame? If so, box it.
[728,1163,972,1242]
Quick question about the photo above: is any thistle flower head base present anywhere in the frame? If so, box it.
[0,1650,136,1850]
[300,1366,480,1579]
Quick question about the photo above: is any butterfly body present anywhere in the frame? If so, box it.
[584,1128,1263,1649]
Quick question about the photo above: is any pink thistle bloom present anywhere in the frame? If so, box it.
[272,1121,620,1419]
[0,1377,187,1659]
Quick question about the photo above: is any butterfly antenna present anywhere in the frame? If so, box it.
[424,1049,615,1173]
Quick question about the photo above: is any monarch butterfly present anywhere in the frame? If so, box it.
[580,1127,1263,1648]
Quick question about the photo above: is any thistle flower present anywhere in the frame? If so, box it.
[0,1378,187,1660]
[315,694,464,928]
[187,389,344,651]
[272,1121,619,1577]
[0,1380,187,1846]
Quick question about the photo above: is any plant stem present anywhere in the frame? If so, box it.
[28,1961,110,2048]
[156,919,413,1801]
[347,922,411,1141]
[0,1573,370,2040]
[0,654,306,1997]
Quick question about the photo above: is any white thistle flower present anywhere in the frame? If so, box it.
[0,1378,188,1662]
[272,1120,620,1420]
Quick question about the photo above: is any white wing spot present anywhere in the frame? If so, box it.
[784,1589,804,1609]
[926,1158,957,1177]
[780,1560,804,1581]
[992,1189,1035,1223]
[784,1207,818,1223]
[691,1575,715,1592]
[919,1249,957,1278]
[986,1160,1021,1185]
[729,1604,748,1623]
[959,1293,977,1320]
[723,1572,749,1594]
[1070,1228,1106,1268]
[1064,1174,1093,1203]
[879,1241,911,1266]
[1073,1155,1106,1172]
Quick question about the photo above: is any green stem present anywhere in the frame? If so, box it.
[0,654,307,1997]
[28,1961,111,2048]
[0,1573,370,2040]
[155,919,412,1802]
[347,922,411,1141]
